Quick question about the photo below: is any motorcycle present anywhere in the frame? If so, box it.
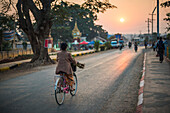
[119,45,122,50]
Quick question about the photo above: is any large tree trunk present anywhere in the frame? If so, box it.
[28,34,40,63]
[32,36,55,65]
[16,0,55,66]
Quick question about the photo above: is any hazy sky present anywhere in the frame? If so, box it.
[69,0,170,34]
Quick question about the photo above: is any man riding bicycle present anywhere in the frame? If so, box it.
[55,43,84,90]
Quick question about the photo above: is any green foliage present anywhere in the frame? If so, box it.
[167,33,170,40]
[94,41,100,52]
[144,37,149,43]
[0,13,15,41]
[22,42,27,50]
[161,1,170,32]
[161,1,170,8]
[104,41,111,50]
[51,25,72,43]
[0,13,15,30]
[82,0,117,20]
[2,41,12,51]
[100,45,105,51]
[51,2,109,42]
[0,13,16,51]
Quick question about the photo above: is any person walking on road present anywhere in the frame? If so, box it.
[156,37,165,63]
[134,42,138,52]
[128,41,132,48]
[152,41,155,51]
[144,41,147,49]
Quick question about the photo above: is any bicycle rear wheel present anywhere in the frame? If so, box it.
[70,73,78,96]
[55,77,65,105]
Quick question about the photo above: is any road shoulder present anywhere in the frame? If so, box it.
[99,51,144,113]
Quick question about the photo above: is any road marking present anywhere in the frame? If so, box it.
[136,52,146,113]
[137,93,143,106]
[140,80,144,87]
[0,67,10,71]
[142,72,145,77]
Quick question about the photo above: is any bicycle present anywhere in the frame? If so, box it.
[54,72,77,105]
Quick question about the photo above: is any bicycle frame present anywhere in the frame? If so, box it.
[54,75,62,90]
[54,74,69,93]
[54,72,77,105]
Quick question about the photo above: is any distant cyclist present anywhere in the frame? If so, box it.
[119,42,123,50]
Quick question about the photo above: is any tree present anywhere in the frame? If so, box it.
[167,33,170,40]
[104,41,111,50]
[161,1,170,32]
[0,0,116,66]
[51,2,109,42]
[0,13,15,51]
[94,41,100,52]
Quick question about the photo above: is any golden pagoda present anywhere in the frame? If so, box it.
[72,21,81,41]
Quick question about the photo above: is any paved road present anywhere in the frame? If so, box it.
[0,47,144,113]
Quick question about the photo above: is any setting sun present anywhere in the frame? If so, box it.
[120,18,125,23]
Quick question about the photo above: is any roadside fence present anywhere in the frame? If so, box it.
[0,49,33,61]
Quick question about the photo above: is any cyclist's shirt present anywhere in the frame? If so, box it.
[56,51,76,75]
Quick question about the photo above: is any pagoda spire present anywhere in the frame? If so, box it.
[72,21,81,39]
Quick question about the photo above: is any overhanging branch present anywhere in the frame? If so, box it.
[16,0,27,33]
[26,0,41,22]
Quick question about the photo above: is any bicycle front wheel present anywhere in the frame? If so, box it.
[55,77,65,105]
[70,73,78,96]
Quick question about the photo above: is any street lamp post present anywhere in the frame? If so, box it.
[157,0,159,38]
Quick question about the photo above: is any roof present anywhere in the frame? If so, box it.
[92,36,107,42]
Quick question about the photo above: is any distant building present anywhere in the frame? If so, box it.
[92,36,107,42]
[80,37,87,42]
[72,21,81,43]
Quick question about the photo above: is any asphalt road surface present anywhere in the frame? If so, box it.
[0,47,144,113]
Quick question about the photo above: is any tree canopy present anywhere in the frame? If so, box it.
[51,2,109,43]
[161,1,170,32]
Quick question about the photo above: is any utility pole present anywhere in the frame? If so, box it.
[157,0,159,37]
[149,6,156,41]
[149,14,155,35]
[145,18,152,35]
[150,7,156,35]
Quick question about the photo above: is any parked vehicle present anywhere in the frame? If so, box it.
[111,41,119,48]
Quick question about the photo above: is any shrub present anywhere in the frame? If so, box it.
[2,41,12,51]
[167,33,170,40]
[100,45,105,51]
[94,41,100,52]
[104,41,111,50]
